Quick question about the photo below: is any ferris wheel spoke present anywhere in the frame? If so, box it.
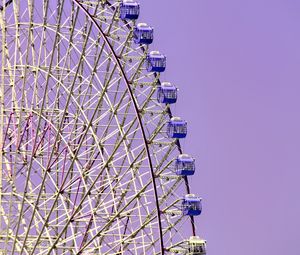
[76,186,155,253]
[84,161,161,252]
[102,214,158,254]
[50,147,152,253]
[115,199,164,253]
[3,2,47,254]
[29,113,144,254]
[1,191,56,253]
[19,17,127,251]
[9,1,74,253]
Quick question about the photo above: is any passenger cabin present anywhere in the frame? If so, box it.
[175,154,195,176]
[133,23,154,44]
[188,236,207,255]
[167,117,187,139]
[157,82,177,104]
[146,51,166,72]
[119,0,140,20]
[182,194,202,216]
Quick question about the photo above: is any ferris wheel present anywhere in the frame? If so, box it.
[0,0,207,254]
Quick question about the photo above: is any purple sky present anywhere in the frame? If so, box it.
[140,0,300,254]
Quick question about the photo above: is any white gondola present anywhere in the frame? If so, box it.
[188,236,207,255]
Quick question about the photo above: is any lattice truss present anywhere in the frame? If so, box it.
[0,1,194,254]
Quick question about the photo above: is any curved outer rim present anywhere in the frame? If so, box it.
[0,0,197,251]
[73,0,166,253]
[106,0,197,237]
[0,0,12,11]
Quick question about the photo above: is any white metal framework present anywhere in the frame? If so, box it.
[0,1,199,254]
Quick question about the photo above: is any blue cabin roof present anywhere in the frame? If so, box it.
[147,51,165,59]
[169,117,186,125]
[122,0,139,5]
[177,154,194,163]
[184,194,201,203]
[161,82,176,90]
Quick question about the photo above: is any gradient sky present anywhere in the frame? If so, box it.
[139,1,300,254]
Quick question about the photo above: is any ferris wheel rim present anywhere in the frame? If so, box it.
[72,0,165,252]
[0,0,200,253]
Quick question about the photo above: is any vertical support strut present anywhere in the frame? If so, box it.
[0,4,6,232]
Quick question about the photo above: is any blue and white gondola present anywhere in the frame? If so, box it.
[182,194,202,216]
[119,0,140,20]
[146,51,166,72]
[175,154,195,176]
[133,23,153,44]
[167,117,187,139]
[157,82,177,104]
